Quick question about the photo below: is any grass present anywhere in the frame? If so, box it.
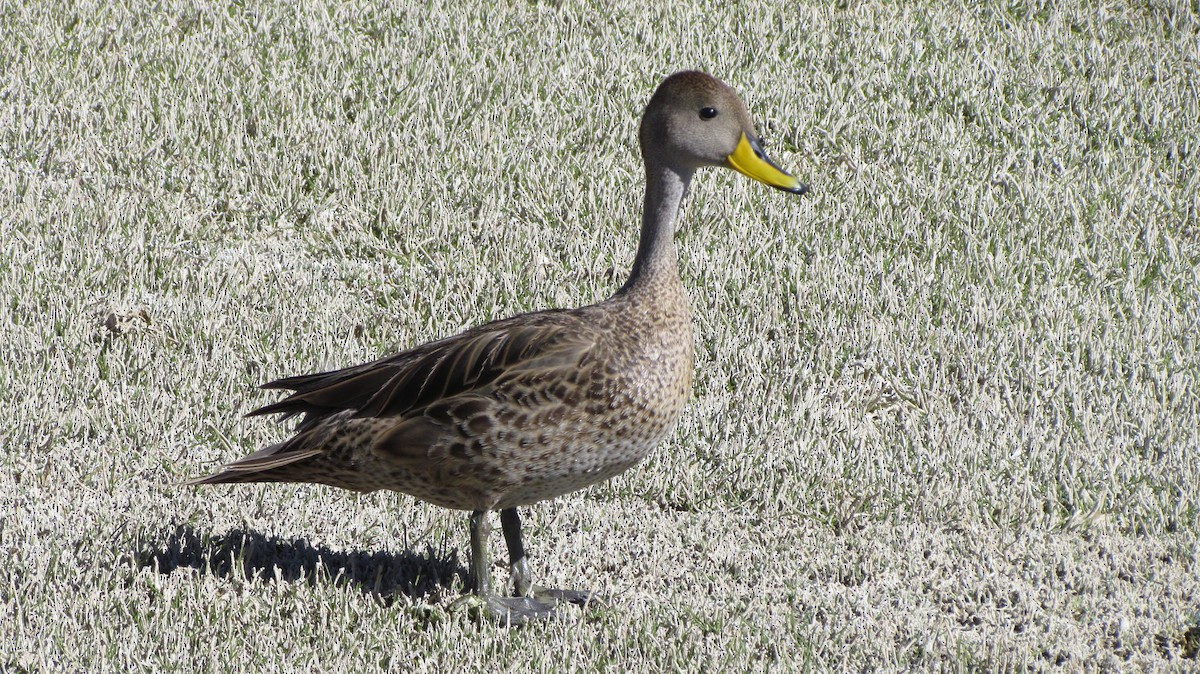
[2,0,1198,671]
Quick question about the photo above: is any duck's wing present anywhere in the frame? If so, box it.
[247,308,597,429]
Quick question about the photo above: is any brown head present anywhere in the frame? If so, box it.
[638,71,807,194]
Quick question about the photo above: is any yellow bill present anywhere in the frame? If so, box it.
[726,133,807,194]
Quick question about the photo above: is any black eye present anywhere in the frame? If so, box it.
[699,107,718,120]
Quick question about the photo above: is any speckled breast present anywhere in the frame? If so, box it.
[485,309,696,509]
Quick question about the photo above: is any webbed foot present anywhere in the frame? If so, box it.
[485,594,563,626]
[449,592,563,626]
[526,585,606,608]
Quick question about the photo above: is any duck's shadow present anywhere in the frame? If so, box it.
[136,524,468,603]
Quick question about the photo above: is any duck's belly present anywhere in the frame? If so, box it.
[481,340,695,509]
[485,393,686,510]
[365,382,685,510]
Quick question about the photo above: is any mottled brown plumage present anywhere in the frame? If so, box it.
[191,70,805,624]
[198,301,691,511]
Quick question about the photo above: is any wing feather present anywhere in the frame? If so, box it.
[247,308,595,427]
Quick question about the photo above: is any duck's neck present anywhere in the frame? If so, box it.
[620,162,693,293]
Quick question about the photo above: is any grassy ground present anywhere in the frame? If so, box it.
[3,0,1199,671]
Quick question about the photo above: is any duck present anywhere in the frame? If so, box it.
[191,70,806,625]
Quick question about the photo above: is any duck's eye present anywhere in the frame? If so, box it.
[699,107,718,120]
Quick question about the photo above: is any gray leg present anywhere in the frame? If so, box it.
[469,510,493,597]
[498,507,603,608]
[500,508,533,597]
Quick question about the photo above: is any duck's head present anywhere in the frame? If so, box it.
[639,71,807,195]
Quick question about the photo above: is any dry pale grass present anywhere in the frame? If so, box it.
[2,0,1198,671]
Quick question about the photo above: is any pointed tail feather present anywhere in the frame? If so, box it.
[184,447,325,485]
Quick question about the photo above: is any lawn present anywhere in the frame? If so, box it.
[2,0,1198,671]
